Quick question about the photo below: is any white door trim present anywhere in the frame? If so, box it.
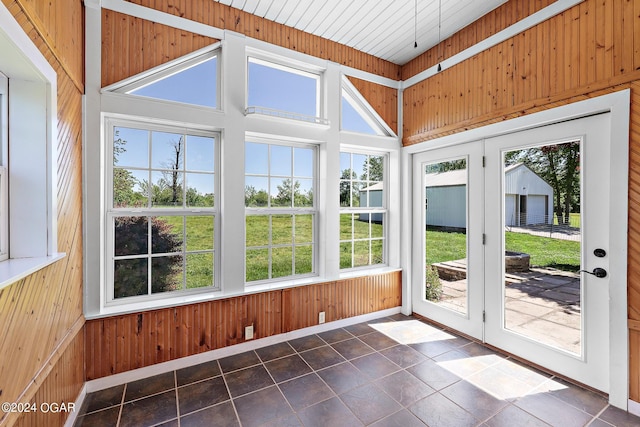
[400,89,630,409]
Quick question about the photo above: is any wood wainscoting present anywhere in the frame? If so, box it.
[0,1,85,426]
[85,270,402,380]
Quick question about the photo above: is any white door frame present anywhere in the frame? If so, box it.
[411,143,485,340]
[400,89,630,409]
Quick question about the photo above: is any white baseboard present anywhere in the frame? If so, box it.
[65,384,87,427]
[628,399,640,417]
[84,307,401,394]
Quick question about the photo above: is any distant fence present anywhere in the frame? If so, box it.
[506,213,581,242]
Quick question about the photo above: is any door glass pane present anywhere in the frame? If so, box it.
[424,158,468,314]
[503,142,581,355]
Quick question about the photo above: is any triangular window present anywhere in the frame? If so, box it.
[109,48,219,109]
[341,77,392,136]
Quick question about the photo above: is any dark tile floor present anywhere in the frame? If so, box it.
[74,314,640,427]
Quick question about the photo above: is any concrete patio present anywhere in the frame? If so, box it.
[435,267,581,354]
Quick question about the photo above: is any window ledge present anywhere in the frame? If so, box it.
[339,266,401,280]
[86,266,402,320]
[0,252,66,290]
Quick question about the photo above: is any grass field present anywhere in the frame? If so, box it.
[163,215,215,289]
[552,212,581,228]
[425,229,580,271]
[122,216,579,294]
[340,214,384,269]
[245,215,314,282]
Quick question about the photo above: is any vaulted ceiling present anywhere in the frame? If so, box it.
[215,0,508,65]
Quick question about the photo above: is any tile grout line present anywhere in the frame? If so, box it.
[115,383,126,427]
[218,358,243,426]
[173,370,180,427]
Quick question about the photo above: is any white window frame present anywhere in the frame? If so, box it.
[244,139,318,285]
[84,22,402,316]
[0,73,8,262]
[339,150,388,270]
[104,117,220,306]
[245,51,327,125]
[341,76,395,137]
[0,2,63,290]
[105,45,222,110]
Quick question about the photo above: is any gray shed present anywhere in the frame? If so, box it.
[424,164,553,229]
[503,163,554,226]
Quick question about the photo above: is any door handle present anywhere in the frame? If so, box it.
[581,268,607,278]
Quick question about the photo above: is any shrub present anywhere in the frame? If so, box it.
[425,265,443,302]
[114,216,183,298]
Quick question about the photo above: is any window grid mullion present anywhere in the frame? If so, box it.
[147,215,152,296]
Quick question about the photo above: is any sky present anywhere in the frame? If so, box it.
[117,58,381,199]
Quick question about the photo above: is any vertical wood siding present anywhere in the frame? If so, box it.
[0,1,85,426]
[85,271,401,380]
[101,9,218,87]
[401,0,640,402]
[403,0,640,145]
[123,0,400,80]
[402,0,556,80]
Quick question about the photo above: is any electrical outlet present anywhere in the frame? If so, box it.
[318,311,325,324]
[245,325,254,340]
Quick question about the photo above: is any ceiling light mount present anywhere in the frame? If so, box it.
[414,0,418,48]
[437,0,442,71]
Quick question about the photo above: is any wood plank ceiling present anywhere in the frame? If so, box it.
[215,0,508,65]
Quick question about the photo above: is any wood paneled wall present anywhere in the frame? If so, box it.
[347,76,398,135]
[13,331,85,427]
[85,271,401,380]
[0,1,84,426]
[402,0,556,80]
[403,0,640,144]
[124,0,400,81]
[102,9,218,87]
[401,0,640,402]
[282,273,402,332]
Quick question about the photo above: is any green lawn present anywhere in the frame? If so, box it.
[163,215,215,289]
[121,215,580,294]
[339,214,384,269]
[245,215,314,282]
[552,212,581,228]
[425,229,580,271]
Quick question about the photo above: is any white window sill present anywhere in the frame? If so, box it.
[85,266,402,320]
[0,252,66,290]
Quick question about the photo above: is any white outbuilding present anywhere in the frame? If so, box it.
[424,163,553,229]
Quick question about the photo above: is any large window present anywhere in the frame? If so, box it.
[107,121,218,302]
[245,141,316,283]
[340,151,386,269]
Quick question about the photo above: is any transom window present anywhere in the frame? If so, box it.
[340,151,386,269]
[119,50,219,109]
[245,141,316,283]
[247,57,322,122]
[107,121,219,302]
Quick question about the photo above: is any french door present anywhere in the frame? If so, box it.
[412,113,613,392]
[412,142,485,340]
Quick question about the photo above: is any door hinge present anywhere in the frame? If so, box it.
[482,310,486,322]
[482,234,486,245]
[482,156,486,167]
